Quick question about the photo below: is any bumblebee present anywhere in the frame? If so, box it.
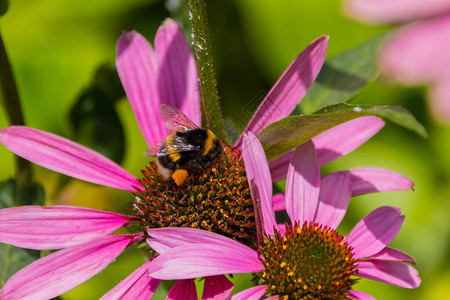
[145,104,223,186]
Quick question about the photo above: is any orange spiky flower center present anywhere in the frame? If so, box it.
[255,222,358,299]
[132,144,256,247]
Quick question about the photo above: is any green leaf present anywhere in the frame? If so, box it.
[299,34,386,114]
[258,103,428,161]
[0,244,40,288]
[0,0,8,17]
[69,65,126,164]
[0,179,15,209]
[90,65,126,105]
[0,179,42,287]
[0,178,45,207]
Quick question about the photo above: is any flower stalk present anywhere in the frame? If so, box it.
[188,0,224,139]
[0,29,32,186]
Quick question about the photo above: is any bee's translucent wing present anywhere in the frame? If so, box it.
[144,142,164,157]
[144,135,199,158]
[157,144,199,157]
[159,104,200,132]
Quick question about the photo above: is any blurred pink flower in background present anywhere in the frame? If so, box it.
[343,0,450,123]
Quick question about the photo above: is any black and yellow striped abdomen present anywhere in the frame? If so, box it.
[156,128,223,185]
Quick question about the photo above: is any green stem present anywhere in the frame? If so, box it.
[188,0,224,139]
[0,29,32,185]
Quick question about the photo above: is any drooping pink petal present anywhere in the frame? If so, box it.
[116,30,168,147]
[344,0,450,24]
[428,78,450,124]
[239,36,328,142]
[357,260,421,288]
[147,227,247,254]
[285,141,320,224]
[379,15,450,84]
[148,243,263,280]
[99,260,160,300]
[167,279,198,300]
[269,116,385,182]
[272,193,286,211]
[0,205,131,250]
[0,234,139,300]
[325,167,414,196]
[0,126,142,191]
[345,206,405,259]
[347,290,376,300]
[155,18,201,125]
[313,116,385,166]
[369,247,416,264]
[231,285,268,300]
[202,275,234,300]
[314,172,352,230]
[242,133,276,236]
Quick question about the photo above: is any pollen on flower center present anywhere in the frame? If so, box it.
[255,222,358,300]
[132,144,257,247]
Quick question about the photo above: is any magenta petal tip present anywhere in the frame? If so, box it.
[346,206,404,259]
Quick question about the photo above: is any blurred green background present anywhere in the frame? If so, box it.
[0,0,448,299]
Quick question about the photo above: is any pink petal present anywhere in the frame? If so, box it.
[428,78,450,124]
[276,223,286,236]
[167,279,198,300]
[326,167,414,196]
[272,193,286,212]
[269,151,292,182]
[231,285,268,300]
[313,116,384,166]
[357,260,421,288]
[345,206,405,259]
[155,18,201,125]
[0,234,139,300]
[147,227,246,254]
[242,133,276,236]
[380,15,450,84]
[347,290,376,300]
[116,30,168,147]
[99,260,160,300]
[239,36,328,139]
[314,172,352,230]
[148,243,263,280]
[269,116,385,182]
[344,0,450,24]
[147,239,172,254]
[0,126,142,191]
[285,141,320,224]
[369,247,416,264]
[0,205,131,250]
[202,275,234,300]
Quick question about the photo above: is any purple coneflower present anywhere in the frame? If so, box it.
[146,133,421,299]
[0,18,333,299]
